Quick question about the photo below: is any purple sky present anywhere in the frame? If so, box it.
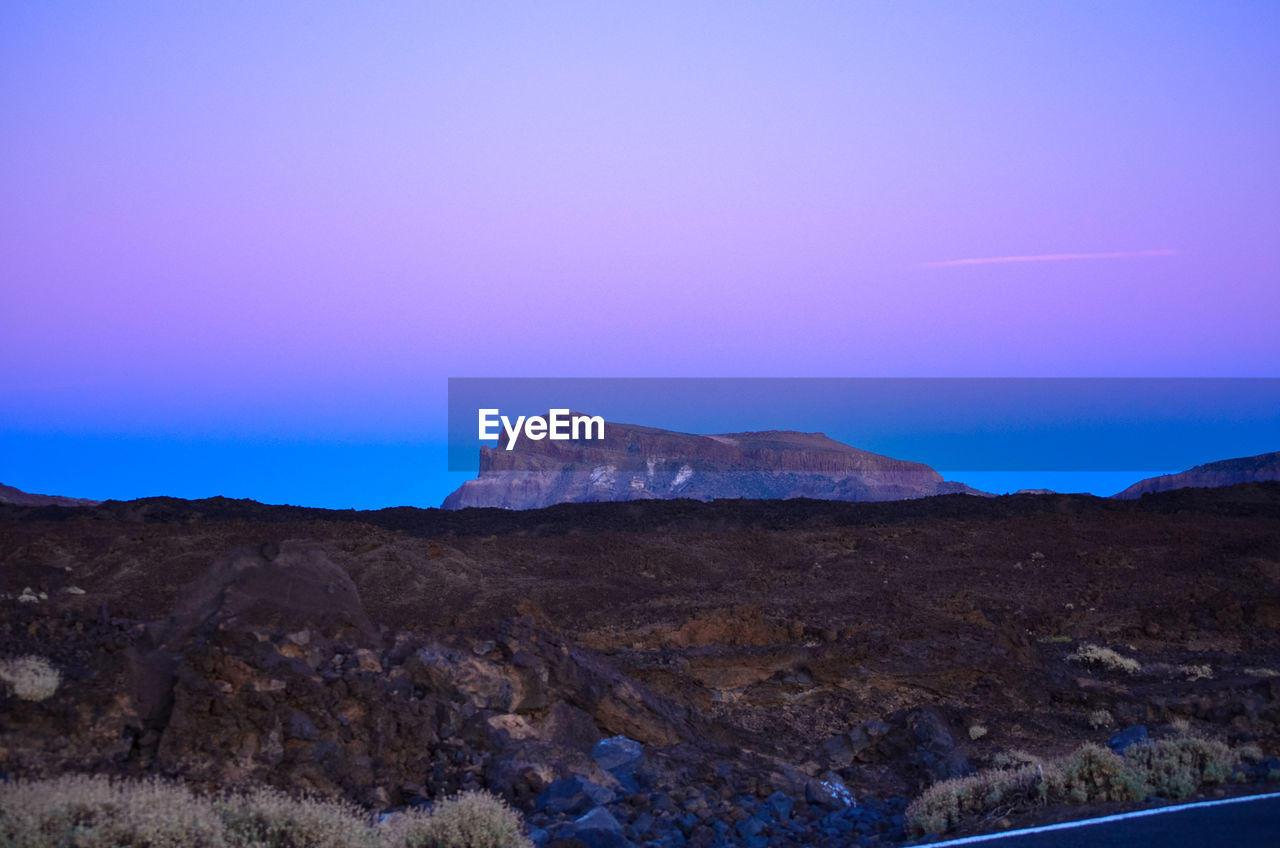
[2,2,1278,507]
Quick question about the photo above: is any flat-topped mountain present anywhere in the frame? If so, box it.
[0,482,99,508]
[1113,451,1280,500]
[442,419,987,510]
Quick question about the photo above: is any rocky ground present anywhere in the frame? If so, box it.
[2,484,1280,846]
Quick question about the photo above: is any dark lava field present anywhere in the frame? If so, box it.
[3,483,1279,845]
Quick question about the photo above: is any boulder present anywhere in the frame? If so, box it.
[570,807,631,848]
[536,776,616,816]
[805,771,856,810]
[593,735,643,775]
[1108,724,1150,755]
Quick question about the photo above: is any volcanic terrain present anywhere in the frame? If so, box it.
[2,484,1280,844]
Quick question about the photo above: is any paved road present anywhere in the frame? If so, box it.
[926,793,1280,847]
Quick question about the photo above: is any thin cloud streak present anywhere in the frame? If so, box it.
[921,249,1178,269]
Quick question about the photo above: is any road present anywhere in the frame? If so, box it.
[925,792,1280,847]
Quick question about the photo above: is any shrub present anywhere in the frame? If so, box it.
[1047,743,1146,804]
[0,774,226,848]
[1069,644,1140,674]
[1124,737,1234,799]
[906,764,1045,836]
[384,790,533,848]
[216,785,376,848]
[1238,743,1264,763]
[989,749,1043,770]
[0,655,61,701]
[1178,664,1213,681]
[907,735,1261,836]
[0,775,528,848]
[1087,709,1114,729]
[1146,663,1214,682]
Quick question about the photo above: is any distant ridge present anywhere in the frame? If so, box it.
[443,419,989,510]
[0,482,99,507]
[1113,451,1280,499]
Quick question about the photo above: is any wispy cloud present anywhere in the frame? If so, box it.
[921,249,1177,269]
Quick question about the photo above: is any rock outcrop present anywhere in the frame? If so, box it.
[1113,451,1280,499]
[443,421,986,510]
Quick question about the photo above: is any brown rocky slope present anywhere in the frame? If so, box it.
[2,485,1280,844]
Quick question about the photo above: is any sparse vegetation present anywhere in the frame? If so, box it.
[989,749,1043,770]
[385,790,533,848]
[0,655,61,702]
[1178,664,1213,682]
[0,775,227,848]
[1145,662,1214,681]
[1123,737,1234,799]
[907,762,1046,835]
[0,775,531,848]
[1244,667,1280,678]
[1238,743,1263,763]
[907,735,1261,836]
[216,786,377,848]
[1087,709,1114,729]
[1069,643,1140,674]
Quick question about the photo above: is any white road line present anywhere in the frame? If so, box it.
[919,792,1280,846]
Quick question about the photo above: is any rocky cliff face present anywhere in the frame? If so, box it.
[1113,451,1280,499]
[443,421,986,510]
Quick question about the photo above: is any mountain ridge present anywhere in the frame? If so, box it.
[0,482,99,508]
[1113,451,1280,499]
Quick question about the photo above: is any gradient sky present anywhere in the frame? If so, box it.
[3,2,1278,507]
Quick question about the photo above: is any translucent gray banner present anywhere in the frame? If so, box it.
[447,378,1279,473]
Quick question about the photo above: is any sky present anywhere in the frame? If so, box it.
[2,1,1278,508]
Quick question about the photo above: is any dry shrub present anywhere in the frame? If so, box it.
[1069,644,1140,674]
[0,774,226,848]
[989,749,1043,770]
[216,785,376,847]
[968,725,988,741]
[1238,743,1264,763]
[384,790,532,848]
[1123,737,1234,799]
[1178,664,1213,681]
[1087,709,1114,729]
[0,655,61,702]
[1148,662,1214,682]
[906,764,1045,836]
[0,776,534,848]
[908,735,1259,836]
[1046,743,1146,804]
